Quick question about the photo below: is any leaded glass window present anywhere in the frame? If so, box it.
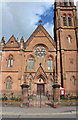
[48,57,53,70]
[6,81,9,89]
[48,60,50,70]
[8,59,10,67]
[28,60,31,70]
[68,36,71,43]
[63,16,67,26]
[9,81,12,89]
[11,58,13,67]
[28,57,33,70]
[64,2,67,6]
[35,46,47,58]
[6,77,12,89]
[68,16,72,26]
[72,76,75,86]
[31,60,33,69]
[8,55,13,67]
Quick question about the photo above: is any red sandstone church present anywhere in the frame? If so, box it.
[0,1,78,97]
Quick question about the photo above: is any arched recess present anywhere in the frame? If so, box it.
[68,14,72,26]
[7,54,14,67]
[4,76,13,89]
[47,55,54,70]
[36,74,47,84]
[33,43,49,51]
[70,76,76,86]
[63,14,67,26]
[27,54,35,70]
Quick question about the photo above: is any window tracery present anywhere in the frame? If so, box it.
[8,55,13,67]
[6,76,12,89]
[48,57,53,70]
[72,76,75,86]
[28,57,34,70]
[68,16,72,26]
[63,16,67,26]
[35,46,47,58]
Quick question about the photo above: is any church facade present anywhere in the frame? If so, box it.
[1,1,78,97]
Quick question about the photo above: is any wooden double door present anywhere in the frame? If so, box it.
[37,84,44,95]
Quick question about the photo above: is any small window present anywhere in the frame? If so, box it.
[6,77,12,89]
[64,2,67,6]
[63,16,67,26]
[69,0,72,6]
[68,16,72,26]
[8,55,13,67]
[48,57,53,70]
[69,2,72,6]
[72,76,75,86]
[28,57,33,70]
[68,36,71,43]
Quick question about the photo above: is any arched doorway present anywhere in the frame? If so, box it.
[37,84,44,95]
[37,74,46,95]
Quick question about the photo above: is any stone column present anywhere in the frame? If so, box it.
[20,82,29,107]
[52,83,60,108]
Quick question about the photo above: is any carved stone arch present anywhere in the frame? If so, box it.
[27,54,34,59]
[68,13,72,17]
[63,13,67,16]
[6,54,14,61]
[68,35,72,39]
[33,43,49,51]
[70,75,76,81]
[8,54,14,60]
[36,73,47,84]
[67,35,72,43]
[27,54,35,61]
[4,76,13,83]
[47,54,54,60]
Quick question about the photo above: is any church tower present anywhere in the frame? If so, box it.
[54,0,78,94]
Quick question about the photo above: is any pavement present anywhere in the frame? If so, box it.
[0,106,77,118]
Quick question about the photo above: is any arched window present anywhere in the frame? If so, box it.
[28,57,33,70]
[68,36,71,43]
[8,55,13,67]
[48,57,53,70]
[68,16,72,26]
[64,2,67,6]
[72,76,75,86]
[29,81,31,90]
[6,76,12,89]
[69,0,72,6]
[63,16,67,26]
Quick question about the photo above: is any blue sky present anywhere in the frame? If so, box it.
[1,0,77,43]
[2,2,54,43]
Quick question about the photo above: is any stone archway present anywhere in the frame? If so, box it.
[36,74,46,95]
[37,84,44,95]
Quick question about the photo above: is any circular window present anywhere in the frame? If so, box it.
[35,46,47,58]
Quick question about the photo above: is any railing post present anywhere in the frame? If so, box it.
[40,89,41,108]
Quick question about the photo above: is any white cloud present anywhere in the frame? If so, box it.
[44,22,54,39]
[2,2,53,42]
[1,0,78,43]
